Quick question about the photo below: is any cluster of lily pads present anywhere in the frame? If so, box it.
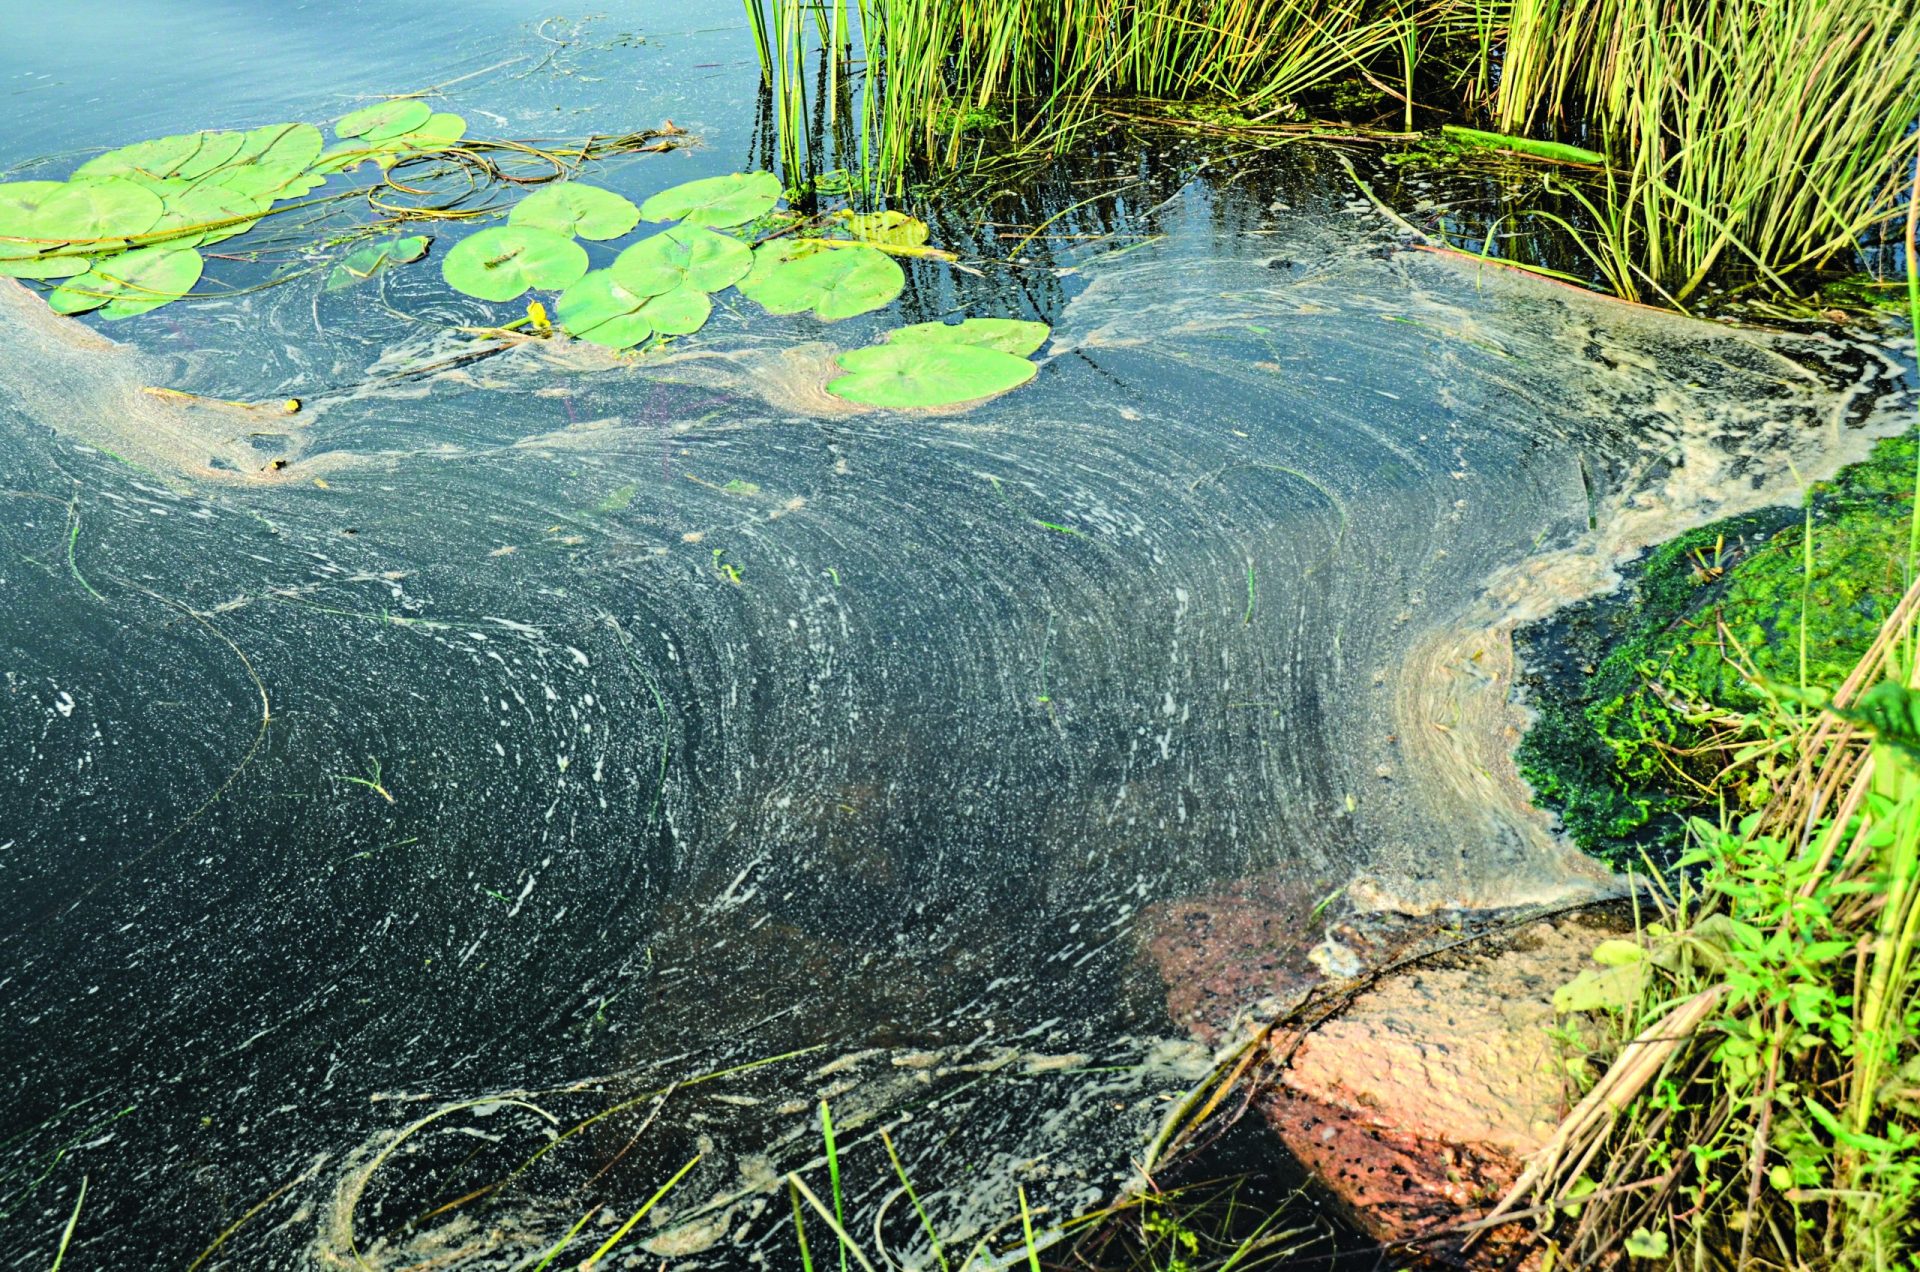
[0,110,1050,408]
[442,169,1048,407]
[0,104,469,317]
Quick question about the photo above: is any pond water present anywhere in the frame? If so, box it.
[2,5,1913,1269]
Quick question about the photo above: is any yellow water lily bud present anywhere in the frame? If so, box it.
[282,398,302,414]
[527,300,552,334]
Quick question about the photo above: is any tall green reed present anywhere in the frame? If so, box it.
[745,0,1482,195]
[1495,0,1920,302]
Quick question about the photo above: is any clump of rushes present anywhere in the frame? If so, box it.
[1494,0,1920,303]
[745,0,1483,194]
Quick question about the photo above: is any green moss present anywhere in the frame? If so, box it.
[1516,430,1917,867]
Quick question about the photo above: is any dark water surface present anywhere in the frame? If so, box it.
[2,5,1912,1268]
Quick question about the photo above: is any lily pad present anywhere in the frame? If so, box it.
[0,253,91,280]
[440,224,588,301]
[72,132,207,182]
[151,183,265,249]
[556,273,711,348]
[336,99,433,141]
[887,317,1049,356]
[223,122,325,188]
[171,130,247,180]
[30,177,165,245]
[48,246,203,319]
[401,112,468,150]
[557,269,654,348]
[0,181,70,262]
[308,143,379,177]
[827,340,1037,408]
[737,239,903,321]
[631,283,711,336]
[842,210,930,247]
[611,224,751,297]
[510,182,640,241]
[0,181,67,220]
[638,171,780,228]
[327,235,430,290]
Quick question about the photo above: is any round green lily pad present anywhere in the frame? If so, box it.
[510,182,640,241]
[736,239,903,321]
[440,224,588,301]
[638,171,781,228]
[611,225,751,297]
[48,246,204,319]
[827,341,1037,408]
[336,100,433,141]
[30,177,165,245]
[888,317,1050,356]
[73,132,207,182]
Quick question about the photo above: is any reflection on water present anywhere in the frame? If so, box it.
[2,5,1913,1268]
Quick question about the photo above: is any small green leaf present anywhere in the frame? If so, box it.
[1553,962,1646,1014]
[49,246,203,319]
[611,224,752,296]
[638,171,780,228]
[1623,1229,1669,1260]
[1591,939,1645,967]
[737,240,903,321]
[828,341,1037,408]
[440,225,587,301]
[510,182,640,241]
[327,235,430,290]
[887,317,1049,356]
[336,99,433,141]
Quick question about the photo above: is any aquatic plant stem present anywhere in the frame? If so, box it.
[580,1153,701,1270]
[1905,163,1919,590]
[788,1174,880,1272]
[821,1101,847,1272]
[1018,1185,1042,1272]
[48,1176,85,1272]
[879,1128,949,1272]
